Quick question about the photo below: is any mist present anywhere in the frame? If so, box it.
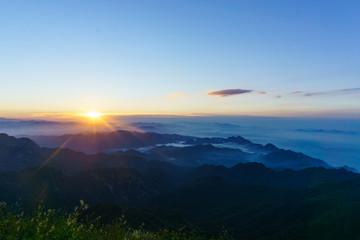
[1,116,359,170]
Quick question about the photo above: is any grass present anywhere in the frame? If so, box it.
[0,201,234,240]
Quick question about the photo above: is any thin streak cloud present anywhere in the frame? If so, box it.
[169,93,187,99]
[305,88,360,97]
[208,89,253,97]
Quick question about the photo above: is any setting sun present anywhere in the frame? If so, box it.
[84,111,104,119]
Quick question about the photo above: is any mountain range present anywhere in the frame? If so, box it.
[29,130,331,171]
[1,131,360,239]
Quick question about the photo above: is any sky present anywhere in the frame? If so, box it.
[0,0,359,118]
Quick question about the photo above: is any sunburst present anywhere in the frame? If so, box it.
[84,111,104,119]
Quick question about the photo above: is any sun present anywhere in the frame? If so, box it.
[84,111,104,119]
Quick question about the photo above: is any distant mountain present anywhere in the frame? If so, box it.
[261,149,330,170]
[337,165,359,173]
[295,128,359,135]
[130,122,168,132]
[0,132,188,175]
[30,130,332,170]
[40,147,192,177]
[0,133,43,171]
[40,147,150,175]
[31,130,193,154]
[144,144,249,166]
[138,143,330,170]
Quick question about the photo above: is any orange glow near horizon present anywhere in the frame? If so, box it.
[2,108,360,121]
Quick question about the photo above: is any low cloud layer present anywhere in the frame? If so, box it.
[208,89,253,97]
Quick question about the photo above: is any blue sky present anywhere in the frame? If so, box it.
[0,0,359,117]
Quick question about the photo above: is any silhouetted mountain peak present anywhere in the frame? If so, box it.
[263,143,279,152]
[0,133,39,149]
[0,133,42,171]
[262,149,331,170]
[227,136,252,144]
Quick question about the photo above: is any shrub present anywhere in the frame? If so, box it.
[0,201,234,240]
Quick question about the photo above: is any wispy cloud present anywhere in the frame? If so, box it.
[168,92,187,98]
[208,89,253,97]
[304,88,360,97]
[206,87,360,99]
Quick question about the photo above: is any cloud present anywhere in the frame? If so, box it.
[169,92,187,98]
[304,93,318,96]
[208,89,253,97]
[304,88,360,97]
[206,87,360,99]
[342,88,360,92]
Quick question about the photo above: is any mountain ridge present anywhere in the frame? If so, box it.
[28,130,332,171]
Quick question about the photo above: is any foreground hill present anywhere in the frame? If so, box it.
[151,175,360,239]
[1,164,360,239]
[0,166,173,210]
[187,162,359,188]
[0,203,222,240]
[0,160,358,209]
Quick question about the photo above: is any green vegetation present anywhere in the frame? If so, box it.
[0,201,233,240]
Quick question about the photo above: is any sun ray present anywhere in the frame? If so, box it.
[40,136,74,167]
[22,136,74,186]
